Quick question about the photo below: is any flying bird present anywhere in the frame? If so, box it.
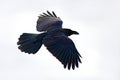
[17,11,82,70]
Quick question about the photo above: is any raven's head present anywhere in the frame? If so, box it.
[63,28,79,36]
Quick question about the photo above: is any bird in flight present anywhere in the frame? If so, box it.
[17,11,82,70]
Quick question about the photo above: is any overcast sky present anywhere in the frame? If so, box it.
[0,0,120,80]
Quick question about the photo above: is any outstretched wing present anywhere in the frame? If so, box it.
[43,35,82,70]
[36,11,63,32]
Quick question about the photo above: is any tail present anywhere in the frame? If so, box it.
[17,33,47,54]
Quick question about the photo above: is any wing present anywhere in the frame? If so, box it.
[36,11,63,32]
[43,35,82,70]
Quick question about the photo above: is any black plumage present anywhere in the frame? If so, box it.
[17,11,82,70]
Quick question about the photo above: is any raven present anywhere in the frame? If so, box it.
[17,11,82,70]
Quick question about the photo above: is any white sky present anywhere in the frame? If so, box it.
[0,0,120,80]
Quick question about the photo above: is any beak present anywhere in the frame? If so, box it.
[72,31,79,35]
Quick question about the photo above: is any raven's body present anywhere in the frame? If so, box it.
[17,11,82,70]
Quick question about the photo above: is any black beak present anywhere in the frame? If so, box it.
[72,31,79,35]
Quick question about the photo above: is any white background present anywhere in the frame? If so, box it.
[0,0,120,80]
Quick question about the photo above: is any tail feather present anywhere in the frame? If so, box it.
[17,33,46,54]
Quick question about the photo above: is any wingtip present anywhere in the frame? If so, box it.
[46,10,53,17]
[52,11,57,17]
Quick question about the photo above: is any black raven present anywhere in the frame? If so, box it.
[17,11,82,70]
